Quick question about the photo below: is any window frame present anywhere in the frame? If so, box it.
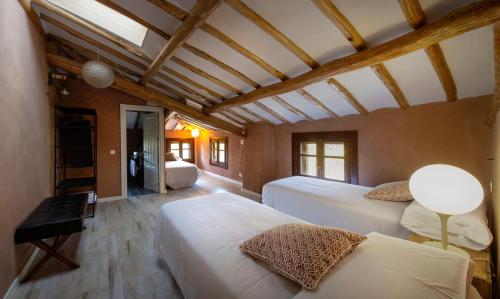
[292,131,358,184]
[165,138,195,163]
[209,137,228,169]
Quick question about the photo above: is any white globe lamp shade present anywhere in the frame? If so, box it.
[409,164,483,215]
[191,129,200,138]
[81,60,115,89]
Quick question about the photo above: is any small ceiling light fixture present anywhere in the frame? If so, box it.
[191,128,200,138]
[81,49,114,89]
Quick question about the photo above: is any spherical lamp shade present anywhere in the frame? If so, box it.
[191,129,200,138]
[409,164,483,215]
[81,60,114,89]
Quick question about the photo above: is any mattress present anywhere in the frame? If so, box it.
[164,160,200,189]
[262,176,411,238]
[154,192,472,299]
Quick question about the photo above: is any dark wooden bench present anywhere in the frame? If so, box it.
[14,193,87,282]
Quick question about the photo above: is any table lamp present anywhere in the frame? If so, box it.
[409,164,484,257]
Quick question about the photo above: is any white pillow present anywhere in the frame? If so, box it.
[400,201,492,250]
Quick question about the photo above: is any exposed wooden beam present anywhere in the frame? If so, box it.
[296,89,338,118]
[225,0,318,68]
[326,78,368,115]
[205,2,500,112]
[313,0,409,109]
[95,0,258,89]
[271,96,314,121]
[254,102,291,124]
[488,24,500,126]
[399,0,457,102]
[46,53,244,136]
[222,109,253,123]
[156,72,212,106]
[18,0,45,36]
[146,0,187,20]
[238,106,270,124]
[139,0,221,84]
[219,111,246,125]
[162,66,223,99]
[171,56,241,94]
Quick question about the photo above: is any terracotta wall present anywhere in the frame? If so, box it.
[57,79,145,198]
[0,2,53,296]
[165,129,244,181]
[493,109,500,294]
[243,96,493,193]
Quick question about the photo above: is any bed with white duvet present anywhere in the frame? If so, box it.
[164,160,200,189]
[262,176,411,238]
[154,192,476,299]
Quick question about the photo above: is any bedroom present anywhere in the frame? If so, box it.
[0,0,499,298]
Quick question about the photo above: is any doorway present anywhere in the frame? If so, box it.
[120,105,165,198]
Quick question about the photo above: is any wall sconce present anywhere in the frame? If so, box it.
[191,129,200,138]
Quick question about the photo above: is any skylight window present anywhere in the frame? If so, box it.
[47,0,147,47]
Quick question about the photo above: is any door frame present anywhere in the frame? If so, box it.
[120,104,165,198]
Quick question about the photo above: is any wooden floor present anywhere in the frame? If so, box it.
[8,172,257,299]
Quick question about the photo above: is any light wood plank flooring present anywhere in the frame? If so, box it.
[8,172,257,299]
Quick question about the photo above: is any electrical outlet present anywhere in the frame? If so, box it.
[239,172,243,178]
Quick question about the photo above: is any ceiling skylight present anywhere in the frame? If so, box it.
[46,0,147,47]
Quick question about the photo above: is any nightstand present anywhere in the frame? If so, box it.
[408,233,491,299]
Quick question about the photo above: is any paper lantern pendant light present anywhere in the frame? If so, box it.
[81,60,114,89]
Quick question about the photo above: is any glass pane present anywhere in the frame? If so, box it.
[171,149,180,158]
[324,158,345,181]
[325,142,344,157]
[219,150,225,163]
[219,142,225,150]
[300,142,316,155]
[170,142,179,150]
[211,148,217,161]
[183,149,191,159]
[300,156,317,177]
[182,142,191,150]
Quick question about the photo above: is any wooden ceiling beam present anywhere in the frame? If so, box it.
[224,0,318,69]
[271,96,314,121]
[155,73,212,106]
[18,0,45,36]
[219,111,246,125]
[254,102,291,124]
[296,89,338,118]
[399,0,457,102]
[46,53,244,136]
[93,0,258,90]
[205,2,500,112]
[222,109,254,123]
[238,106,271,124]
[162,66,223,99]
[139,0,221,84]
[326,78,368,115]
[313,0,409,109]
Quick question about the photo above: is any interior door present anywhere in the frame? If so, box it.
[143,112,159,192]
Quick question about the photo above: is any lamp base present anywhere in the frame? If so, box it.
[423,241,470,258]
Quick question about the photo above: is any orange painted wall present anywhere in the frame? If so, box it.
[165,129,243,181]
[243,96,493,194]
[0,1,53,296]
[57,79,146,198]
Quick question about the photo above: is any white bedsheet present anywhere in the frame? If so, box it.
[262,176,411,238]
[154,192,472,299]
[165,161,200,189]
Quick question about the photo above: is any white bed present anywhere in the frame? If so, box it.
[164,160,200,189]
[154,192,474,299]
[262,176,411,238]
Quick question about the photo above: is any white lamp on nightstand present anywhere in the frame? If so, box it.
[409,164,484,257]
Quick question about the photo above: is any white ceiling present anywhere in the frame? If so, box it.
[36,0,495,126]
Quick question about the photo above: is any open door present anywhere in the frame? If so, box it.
[143,112,159,192]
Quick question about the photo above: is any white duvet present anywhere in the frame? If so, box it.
[165,161,200,189]
[263,176,411,238]
[154,192,472,299]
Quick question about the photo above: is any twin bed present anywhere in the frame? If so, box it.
[154,192,475,299]
[164,160,200,189]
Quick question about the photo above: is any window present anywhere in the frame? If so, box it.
[166,138,194,163]
[47,0,148,47]
[210,137,228,168]
[292,131,357,184]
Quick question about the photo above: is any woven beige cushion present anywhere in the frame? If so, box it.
[239,223,366,290]
[165,152,177,161]
[364,181,413,202]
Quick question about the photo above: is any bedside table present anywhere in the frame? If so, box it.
[408,233,492,299]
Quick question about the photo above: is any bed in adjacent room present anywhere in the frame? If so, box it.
[164,160,200,189]
[154,192,475,299]
[262,176,411,238]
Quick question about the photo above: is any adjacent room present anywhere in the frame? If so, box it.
[2,0,500,298]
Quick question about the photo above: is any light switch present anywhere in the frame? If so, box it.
[240,139,244,145]
[110,149,116,155]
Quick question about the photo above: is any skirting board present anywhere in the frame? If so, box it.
[241,188,262,199]
[98,195,124,203]
[3,247,40,299]
[201,170,242,186]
